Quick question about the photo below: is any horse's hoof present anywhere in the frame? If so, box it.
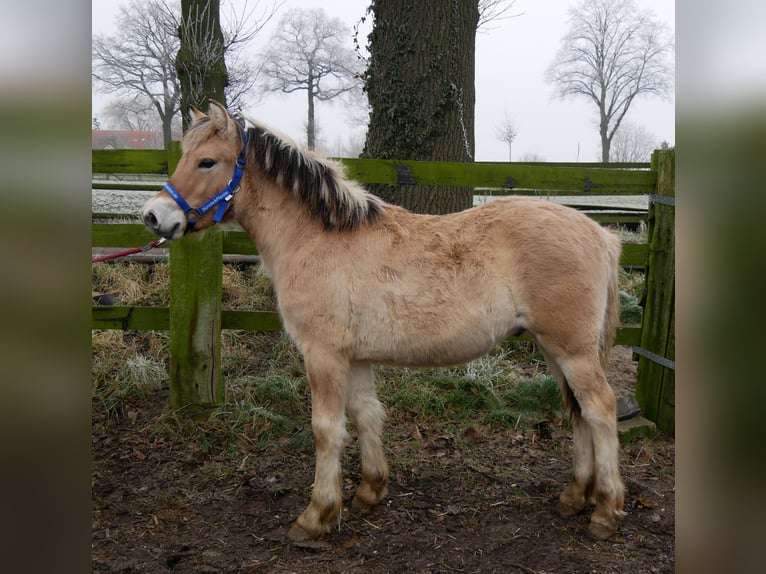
[351,480,387,514]
[587,520,617,540]
[556,500,585,518]
[351,495,373,514]
[288,521,318,542]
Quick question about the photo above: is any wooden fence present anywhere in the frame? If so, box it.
[635,151,675,435]
[92,148,675,433]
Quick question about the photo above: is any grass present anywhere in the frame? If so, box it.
[92,329,169,417]
[614,223,647,244]
[376,344,565,433]
[94,333,565,452]
[92,258,645,446]
[618,267,645,324]
[92,261,170,306]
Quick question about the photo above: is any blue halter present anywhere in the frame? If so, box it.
[162,130,248,233]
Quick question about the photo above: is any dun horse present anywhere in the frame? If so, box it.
[141,101,625,540]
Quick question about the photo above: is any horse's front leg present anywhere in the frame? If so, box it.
[346,363,389,511]
[288,353,349,541]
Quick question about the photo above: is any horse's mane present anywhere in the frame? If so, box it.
[243,119,385,231]
[183,114,385,231]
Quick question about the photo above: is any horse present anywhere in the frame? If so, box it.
[141,101,625,541]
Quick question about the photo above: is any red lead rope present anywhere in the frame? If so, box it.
[91,238,166,263]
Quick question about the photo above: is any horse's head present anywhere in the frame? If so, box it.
[141,101,246,240]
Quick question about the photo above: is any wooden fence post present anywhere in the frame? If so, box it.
[166,141,224,414]
[635,149,675,435]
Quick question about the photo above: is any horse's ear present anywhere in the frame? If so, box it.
[207,100,230,136]
[189,106,207,124]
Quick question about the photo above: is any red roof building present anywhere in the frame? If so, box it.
[92,130,180,150]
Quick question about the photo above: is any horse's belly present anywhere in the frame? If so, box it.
[354,309,518,367]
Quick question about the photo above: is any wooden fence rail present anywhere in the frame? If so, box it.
[92,148,674,433]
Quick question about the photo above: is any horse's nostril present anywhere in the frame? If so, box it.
[144,211,158,229]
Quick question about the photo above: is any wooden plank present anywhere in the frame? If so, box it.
[93,213,143,220]
[92,151,652,193]
[92,223,157,247]
[614,326,642,347]
[92,149,169,175]
[92,182,162,191]
[339,158,656,195]
[92,305,640,353]
[635,150,675,435]
[468,188,651,197]
[489,161,650,169]
[564,204,647,212]
[94,221,645,267]
[588,214,646,225]
[221,310,283,331]
[222,230,258,255]
[92,150,652,191]
[92,306,169,330]
[619,243,648,268]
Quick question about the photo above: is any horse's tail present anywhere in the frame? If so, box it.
[599,232,622,371]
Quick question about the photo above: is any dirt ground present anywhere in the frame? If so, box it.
[92,346,674,573]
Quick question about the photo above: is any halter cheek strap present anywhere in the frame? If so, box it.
[163,131,248,233]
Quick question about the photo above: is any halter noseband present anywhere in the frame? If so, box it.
[162,130,249,233]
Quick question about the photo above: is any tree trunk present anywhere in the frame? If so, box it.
[176,0,228,128]
[600,132,613,163]
[600,109,610,162]
[307,72,315,150]
[363,0,478,214]
[170,0,228,413]
[162,110,174,148]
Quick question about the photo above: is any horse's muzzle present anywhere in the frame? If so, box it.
[140,197,187,240]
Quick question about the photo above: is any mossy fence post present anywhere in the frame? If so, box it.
[635,149,675,435]
[166,141,224,414]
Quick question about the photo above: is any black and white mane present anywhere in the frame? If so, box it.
[243,121,385,231]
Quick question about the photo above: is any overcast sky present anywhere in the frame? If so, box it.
[92,0,675,162]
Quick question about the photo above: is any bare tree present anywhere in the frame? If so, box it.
[100,96,169,132]
[93,0,179,145]
[609,121,658,162]
[323,131,366,159]
[546,0,673,162]
[519,151,546,162]
[259,8,362,150]
[478,0,522,30]
[176,0,280,119]
[92,0,277,145]
[495,113,518,161]
[212,0,284,106]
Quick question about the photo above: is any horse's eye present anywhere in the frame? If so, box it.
[198,158,216,169]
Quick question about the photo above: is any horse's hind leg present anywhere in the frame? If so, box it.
[559,353,625,539]
[288,352,349,541]
[346,363,389,511]
[541,353,595,517]
[538,341,624,539]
